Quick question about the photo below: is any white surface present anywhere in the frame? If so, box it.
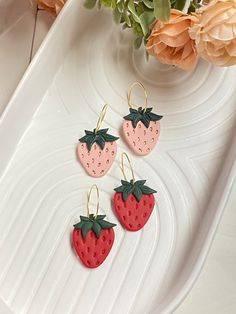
[0,1,236,313]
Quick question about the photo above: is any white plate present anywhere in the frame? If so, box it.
[0,1,236,313]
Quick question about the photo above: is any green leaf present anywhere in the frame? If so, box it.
[96,137,106,150]
[100,0,116,9]
[96,128,109,135]
[82,221,93,239]
[134,37,143,49]
[122,185,133,201]
[141,114,151,128]
[96,215,106,220]
[174,0,186,10]
[143,0,154,8]
[85,130,94,135]
[128,0,139,19]
[140,185,157,194]
[73,221,84,229]
[133,186,142,201]
[153,0,171,22]
[80,215,90,221]
[113,7,122,23]
[121,180,131,186]
[135,180,146,186]
[98,220,116,229]
[139,11,155,36]
[92,221,102,238]
[123,8,132,27]
[114,185,125,193]
[102,133,119,142]
[132,20,144,37]
[84,0,97,9]
[147,112,163,121]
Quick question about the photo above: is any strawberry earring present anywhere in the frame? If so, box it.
[123,81,163,156]
[72,184,116,268]
[77,104,119,177]
[113,153,157,231]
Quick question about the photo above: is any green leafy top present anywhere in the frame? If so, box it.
[124,107,163,128]
[79,128,119,151]
[114,179,156,201]
[74,214,116,239]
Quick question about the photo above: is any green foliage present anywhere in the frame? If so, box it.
[84,0,192,48]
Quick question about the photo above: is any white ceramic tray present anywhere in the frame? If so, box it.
[0,1,236,313]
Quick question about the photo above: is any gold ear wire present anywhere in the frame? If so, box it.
[127,81,148,112]
[95,104,108,133]
[86,184,100,218]
[121,152,135,182]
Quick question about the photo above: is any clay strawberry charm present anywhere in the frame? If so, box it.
[72,214,116,268]
[72,185,116,268]
[113,153,157,231]
[123,82,163,156]
[77,104,119,177]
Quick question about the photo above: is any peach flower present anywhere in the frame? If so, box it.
[146,9,199,70]
[189,0,236,66]
[37,0,66,16]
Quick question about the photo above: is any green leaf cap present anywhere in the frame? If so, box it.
[79,128,119,151]
[114,179,157,202]
[74,214,116,239]
[124,107,163,129]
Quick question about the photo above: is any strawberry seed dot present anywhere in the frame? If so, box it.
[127,132,130,136]
[102,249,106,254]
[129,223,132,228]
[102,236,106,241]
[106,159,109,164]
[123,215,126,220]
[156,130,158,134]
[111,151,115,156]
[128,210,131,216]
[150,127,153,131]
[81,154,84,158]
[138,137,140,142]
[108,240,112,245]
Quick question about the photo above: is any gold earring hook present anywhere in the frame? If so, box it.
[127,81,148,112]
[95,104,108,133]
[86,184,100,218]
[121,152,135,182]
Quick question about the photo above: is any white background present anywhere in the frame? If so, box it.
[0,1,235,313]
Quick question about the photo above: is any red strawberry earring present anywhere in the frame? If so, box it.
[77,104,119,177]
[72,184,116,268]
[123,81,163,156]
[113,153,157,231]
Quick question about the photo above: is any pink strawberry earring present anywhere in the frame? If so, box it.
[72,184,116,268]
[113,152,157,231]
[77,104,119,177]
[123,81,163,156]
